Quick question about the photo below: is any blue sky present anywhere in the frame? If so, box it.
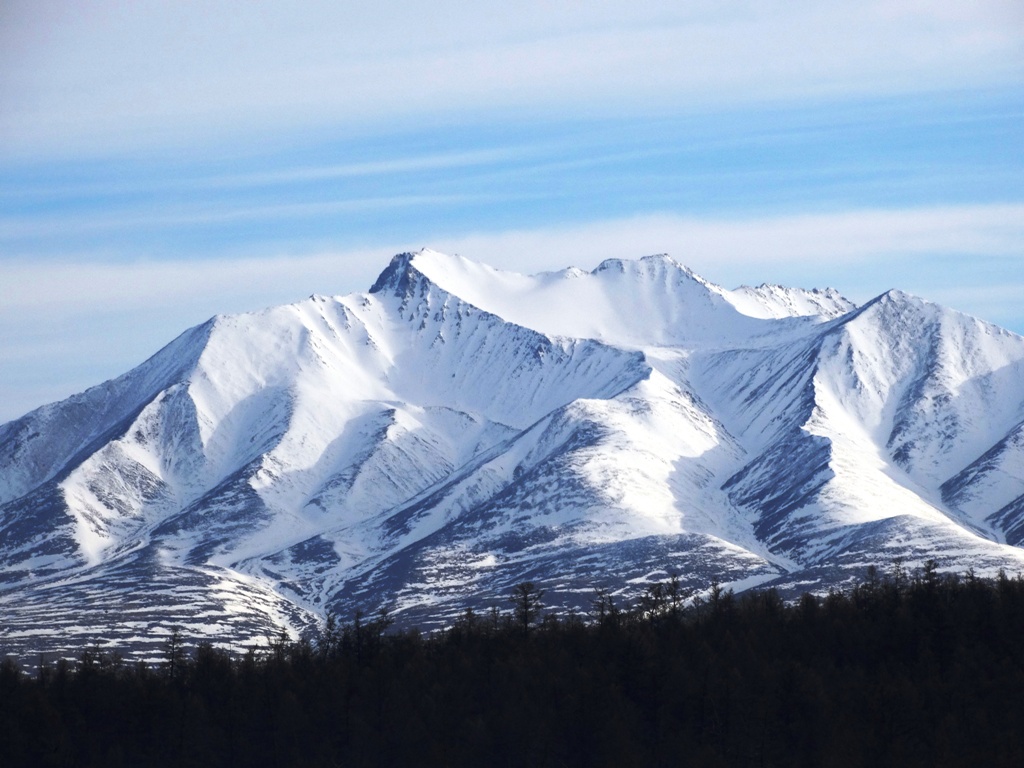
[1,1,1023,422]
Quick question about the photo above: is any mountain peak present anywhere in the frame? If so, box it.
[875,287,915,305]
[847,288,938,328]
[368,251,419,295]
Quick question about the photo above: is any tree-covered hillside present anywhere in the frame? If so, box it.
[3,565,1024,767]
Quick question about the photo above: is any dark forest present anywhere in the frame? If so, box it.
[3,564,1024,767]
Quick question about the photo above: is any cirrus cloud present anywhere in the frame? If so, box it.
[2,1,1022,156]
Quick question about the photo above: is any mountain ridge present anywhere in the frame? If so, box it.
[2,249,1023,660]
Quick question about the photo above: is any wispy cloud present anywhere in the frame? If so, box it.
[431,203,1024,276]
[1,147,531,201]
[6,203,1019,313]
[0,193,519,240]
[3,1,1021,156]
[0,249,387,318]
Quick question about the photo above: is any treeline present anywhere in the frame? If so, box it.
[3,564,1024,767]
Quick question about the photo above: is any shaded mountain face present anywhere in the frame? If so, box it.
[2,250,1023,659]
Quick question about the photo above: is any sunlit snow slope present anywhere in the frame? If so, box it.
[2,249,1023,659]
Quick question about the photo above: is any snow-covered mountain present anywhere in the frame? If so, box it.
[2,249,1024,660]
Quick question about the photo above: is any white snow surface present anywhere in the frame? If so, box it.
[2,248,1024,658]
[408,249,853,347]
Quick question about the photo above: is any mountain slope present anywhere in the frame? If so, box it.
[2,249,1024,659]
